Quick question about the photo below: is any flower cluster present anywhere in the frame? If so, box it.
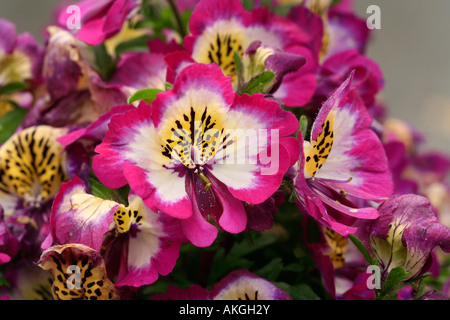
[0,0,449,301]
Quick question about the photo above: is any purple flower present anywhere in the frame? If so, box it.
[313,49,383,110]
[0,208,19,264]
[0,18,43,87]
[369,194,450,280]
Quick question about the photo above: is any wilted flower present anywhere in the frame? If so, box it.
[44,175,186,287]
[0,18,43,115]
[369,194,450,281]
[42,175,120,251]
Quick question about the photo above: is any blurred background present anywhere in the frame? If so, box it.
[0,0,449,154]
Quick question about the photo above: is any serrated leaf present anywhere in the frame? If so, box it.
[127,88,163,104]
[379,266,410,300]
[0,105,28,143]
[255,258,283,282]
[242,71,275,95]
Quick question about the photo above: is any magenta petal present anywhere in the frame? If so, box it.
[122,164,192,220]
[180,205,219,248]
[208,174,247,234]
[77,19,107,45]
[0,19,17,54]
[58,104,135,146]
[188,0,249,36]
[0,253,10,264]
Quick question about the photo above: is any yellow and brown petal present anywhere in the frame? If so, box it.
[38,243,118,300]
[0,125,68,216]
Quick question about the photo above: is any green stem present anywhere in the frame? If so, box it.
[167,0,187,38]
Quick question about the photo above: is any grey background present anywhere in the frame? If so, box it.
[0,0,449,154]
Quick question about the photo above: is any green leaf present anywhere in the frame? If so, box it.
[413,279,426,299]
[348,234,373,265]
[233,51,243,83]
[208,233,278,284]
[242,71,275,95]
[114,34,152,55]
[0,82,28,95]
[241,0,254,11]
[331,0,344,6]
[89,175,116,200]
[379,266,410,300]
[127,88,164,104]
[255,258,283,282]
[164,82,173,91]
[0,105,28,143]
[298,115,309,136]
[286,283,321,300]
[92,43,116,81]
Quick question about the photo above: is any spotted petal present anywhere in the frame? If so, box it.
[304,72,392,201]
[185,0,316,105]
[110,194,184,287]
[38,243,118,300]
[210,93,299,204]
[0,125,67,217]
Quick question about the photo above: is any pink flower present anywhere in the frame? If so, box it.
[44,175,185,287]
[93,63,299,247]
[314,49,384,108]
[294,72,393,236]
[102,193,186,287]
[181,0,317,107]
[58,0,141,45]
